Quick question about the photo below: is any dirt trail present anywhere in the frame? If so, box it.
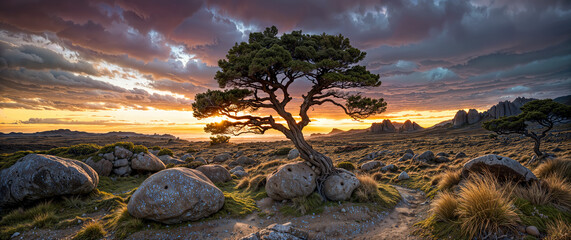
[353,185,429,240]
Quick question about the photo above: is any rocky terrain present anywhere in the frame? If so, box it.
[0,122,569,239]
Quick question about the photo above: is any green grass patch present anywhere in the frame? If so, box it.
[157,148,173,156]
[413,214,467,240]
[393,173,438,199]
[0,150,34,170]
[514,197,571,232]
[336,161,356,171]
[72,221,107,240]
[104,204,145,240]
[280,193,327,217]
[97,176,146,195]
[99,142,135,154]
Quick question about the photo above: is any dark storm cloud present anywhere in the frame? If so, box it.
[0,0,569,115]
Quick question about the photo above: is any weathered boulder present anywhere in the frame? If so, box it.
[414,151,435,162]
[461,154,537,182]
[240,222,309,240]
[212,153,231,163]
[0,154,98,206]
[399,120,423,132]
[398,171,410,180]
[159,155,185,165]
[361,161,384,171]
[196,165,232,183]
[233,170,248,178]
[405,149,415,155]
[381,164,397,172]
[399,153,414,162]
[113,159,129,167]
[455,152,467,159]
[131,153,166,172]
[287,149,300,160]
[113,166,131,176]
[266,162,316,200]
[85,157,113,177]
[323,168,360,201]
[127,168,224,224]
[194,157,207,164]
[467,109,481,124]
[114,146,133,159]
[230,166,245,173]
[103,152,115,161]
[436,152,449,157]
[452,110,468,127]
[434,156,450,163]
[234,151,244,158]
[370,119,396,133]
[230,156,256,167]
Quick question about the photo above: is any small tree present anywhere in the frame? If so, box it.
[483,99,571,157]
[192,27,386,193]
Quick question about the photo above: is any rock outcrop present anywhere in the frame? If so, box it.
[399,120,423,132]
[265,162,316,200]
[127,168,224,224]
[323,168,360,201]
[461,154,537,183]
[467,109,481,124]
[370,119,396,133]
[0,154,98,206]
[485,97,534,119]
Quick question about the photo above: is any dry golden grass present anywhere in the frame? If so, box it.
[535,159,571,182]
[543,174,571,212]
[513,181,552,206]
[436,169,462,191]
[236,176,250,189]
[457,174,519,239]
[431,192,459,221]
[247,174,266,191]
[72,221,106,240]
[352,174,379,203]
[545,218,571,240]
[372,172,384,181]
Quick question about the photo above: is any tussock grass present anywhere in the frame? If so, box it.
[456,174,519,239]
[0,201,59,239]
[0,150,35,170]
[104,204,143,240]
[336,161,356,171]
[157,148,174,156]
[545,218,571,240]
[543,174,571,212]
[32,211,57,228]
[247,174,266,191]
[435,169,462,191]
[534,159,571,181]
[514,181,552,206]
[351,174,401,209]
[431,192,459,221]
[72,221,106,240]
[280,193,324,216]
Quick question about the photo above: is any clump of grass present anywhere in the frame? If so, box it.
[513,181,552,206]
[336,161,356,171]
[436,169,462,191]
[132,145,148,154]
[100,142,135,154]
[545,218,571,240]
[186,147,198,153]
[210,135,230,145]
[157,148,174,156]
[280,193,324,216]
[0,150,34,170]
[247,175,267,191]
[180,161,204,169]
[32,212,57,228]
[150,146,161,150]
[456,174,519,239]
[372,172,384,181]
[535,159,571,182]
[273,147,292,156]
[72,221,107,240]
[431,192,459,221]
[351,174,401,209]
[104,204,143,240]
[236,177,250,189]
[543,174,571,212]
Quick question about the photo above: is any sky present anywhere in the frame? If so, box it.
[0,0,570,139]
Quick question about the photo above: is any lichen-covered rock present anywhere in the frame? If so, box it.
[361,161,384,171]
[414,151,434,162]
[461,154,537,182]
[455,152,467,159]
[287,149,300,160]
[323,168,360,201]
[131,153,166,172]
[127,168,224,224]
[196,165,232,183]
[266,162,316,200]
[398,171,410,180]
[113,159,129,167]
[212,153,231,163]
[85,157,113,177]
[0,154,98,206]
[381,164,397,172]
[103,152,115,161]
[114,146,133,159]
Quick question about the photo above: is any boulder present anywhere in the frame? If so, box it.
[452,110,467,127]
[414,151,435,162]
[149,149,160,156]
[405,149,414,155]
[455,152,467,158]
[159,155,185,165]
[127,168,224,224]
[114,146,133,159]
[103,152,115,161]
[434,156,450,163]
[196,165,232,183]
[212,153,231,163]
[181,154,194,162]
[436,152,449,157]
[461,154,537,183]
[85,157,113,177]
[240,222,308,240]
[399,153,414,161]
[230,166,245,173]
[233,170,248,178]
[265,162,316,200]
[230,156,256,167]
[323,168,360,201]
[113,159,129,167]
[467,109,481,124]
[234,151,244,158]
[113,166,131,176]
[398,171,410,180]
[361,161,384,171]
[381,164,397,172]
[131,153,166,172]
[0,154,98,206]
[370,120,396,133]
[399,120,423,132]
[287,149,300,160]
[526,226,540,237]
[194,157,207,164]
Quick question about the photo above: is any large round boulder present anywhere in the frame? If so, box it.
[131,152,166,172]
[287,149,300,160]
[413,150,434,162]
[212,153,231,163]
[323,168,360,201]
[85,157,113,177]
[361,161,384,171]
[265,162,316,200]
[0,154,99,206]
[127,168,224,224]
[195,165,232,183]
[461,154,537,183]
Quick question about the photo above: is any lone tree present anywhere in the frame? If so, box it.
[192,26,386,188]
[483,99,571,157]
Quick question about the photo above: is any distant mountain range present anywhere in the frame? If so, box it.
[0,129,176,138]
